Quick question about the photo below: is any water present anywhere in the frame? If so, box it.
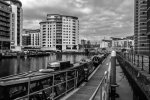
[116,63,148,100]
[0,54,87,78]
[116,65,133,100]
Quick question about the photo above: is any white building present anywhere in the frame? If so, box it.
[112,38,134,51]
[100,41,109,48]
[5,0,23,51]
[40,14,79,51]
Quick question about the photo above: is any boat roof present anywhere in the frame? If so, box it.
[0,60,76,86]
[0,71,53,86]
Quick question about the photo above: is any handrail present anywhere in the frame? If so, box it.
[89,75,105,100]
[12,62,89,100]
[89,71,108,100]
[119,52,150,74]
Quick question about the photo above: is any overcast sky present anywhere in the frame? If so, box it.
[20,0,134,41]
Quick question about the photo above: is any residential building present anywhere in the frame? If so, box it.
[134,0,150,55]
[100,40,111,48]
[22,31,30,46]
[147,0,150,54]
[22,29,41,48]
[111,37,134,51]
[81,39,86,46]
[40,14,79,51]
[0,0,11,51]
[4,0,23,51]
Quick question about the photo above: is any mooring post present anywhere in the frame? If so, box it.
[141,56,144,71]
[111,51,116,85]
[110,50,118,99]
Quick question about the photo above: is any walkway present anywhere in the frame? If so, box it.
[62,55,111,100]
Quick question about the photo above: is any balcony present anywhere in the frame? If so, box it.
[0,7,11,14]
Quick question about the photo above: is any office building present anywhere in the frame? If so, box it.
[0,0,11,51]
[4,0,23,51]
[40,14,79,51]
[134,0,150,55]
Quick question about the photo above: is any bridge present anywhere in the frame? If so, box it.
[0,51,149,100]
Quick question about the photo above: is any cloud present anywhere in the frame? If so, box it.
[79,7,92,14]
[20,0,134,41]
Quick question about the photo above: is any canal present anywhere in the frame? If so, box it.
[0,54,87,78]
[116,61,148,100]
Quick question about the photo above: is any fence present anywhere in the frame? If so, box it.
[11,61,95,100]
[117,52,150,100]
[119,52,150,74]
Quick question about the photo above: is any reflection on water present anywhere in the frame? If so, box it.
[116,65,148,100]
[0,54,86,78]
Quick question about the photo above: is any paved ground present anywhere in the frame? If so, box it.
[63,55,111,100]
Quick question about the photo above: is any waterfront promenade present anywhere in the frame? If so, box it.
[61,54,111,100]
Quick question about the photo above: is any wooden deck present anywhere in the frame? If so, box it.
[65,55,111,100]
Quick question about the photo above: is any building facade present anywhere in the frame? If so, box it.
[22,31,30,46]
[147,0,150,54]
[22,29,40,48]
[4,0,23,51]
[40,14,79,51]
[111,37,134,51]
[100,40,111,49]
[0,0,11,52]
[134,0,150,55]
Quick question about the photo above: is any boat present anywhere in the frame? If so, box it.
[47,61,71,70]
[39,61,71,73]
[0,61,72,85]
[39,68,54,72]
[92,54,105,67]
[0,54,108,100]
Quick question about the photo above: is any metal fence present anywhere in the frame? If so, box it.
[117,52,150,100]
[12,61,95,100]
[120,52,150,74]
[14,70,77,100]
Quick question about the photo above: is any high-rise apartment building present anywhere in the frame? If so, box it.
[0,0,11,51]
[4,0,23,51]
[134,0,150,55]
[40,14,79,51]
[147,0,150,50]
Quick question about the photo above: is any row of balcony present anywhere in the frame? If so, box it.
[0,31,9,37]
[0,11,9,18]
[0,5,11,13]
[0,22,9,27]
[0,26,9,32]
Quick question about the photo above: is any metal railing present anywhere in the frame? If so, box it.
[120,52,150,74]
[11,61,95,100]
[89,71,110,100]
[117,52,150,100]
[14,69,78,100]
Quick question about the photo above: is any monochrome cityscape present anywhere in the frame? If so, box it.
[0,0,150,100]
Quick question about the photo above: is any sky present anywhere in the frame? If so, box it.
[20,0,134,41]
